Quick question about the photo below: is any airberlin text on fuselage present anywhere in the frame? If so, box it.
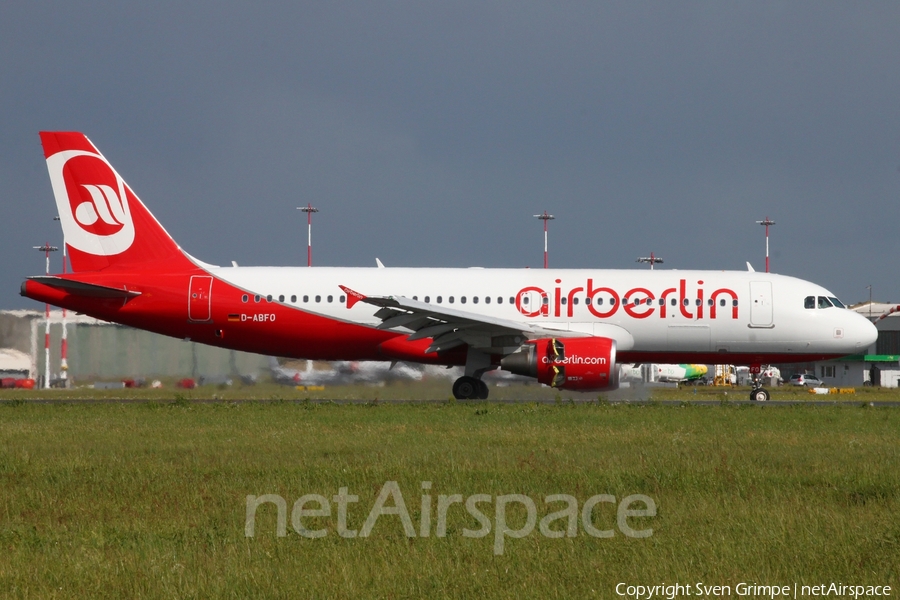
[516,278,739,320]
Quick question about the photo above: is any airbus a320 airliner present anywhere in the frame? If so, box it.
[21,132,877,401]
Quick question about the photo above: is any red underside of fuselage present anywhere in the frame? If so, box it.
[23,270,844,368]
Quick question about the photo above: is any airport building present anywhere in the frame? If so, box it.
[0,309,268,386]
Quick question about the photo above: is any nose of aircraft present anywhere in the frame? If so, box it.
[849,313,878,350]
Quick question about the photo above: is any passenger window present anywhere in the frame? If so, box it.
[424,296,430,303]
[623,298,629,305]
[720,298,726,307]
[242,294,248,303]
[522,296,529,305]
[671,298,677,306]
[596,298,604,306]
[573,297,579,305]
[254,295,261,303]
[707,299,713,306]
[561,297,567,305]
[315,295,321,303]
[586,297,592,305]
[610,298,617,306]
[804,296,815,309]
[437,296,443,304]
[732,299,738,307]
[509,297,514,304]
[683,298,689,306]
[278,295,285,302]
[449,296,455,304]
[658,298,664,306]
[542,297,549,305]
[695,299,701,306]
[291,295,297,303]
[460,297,466,304]
[413,296,418,301]
[266,295,273,302]
[327,295,333,303]
[484,297,490,304]
[473,296,478,304]
[303,295,309,303]
[339,295,345,303]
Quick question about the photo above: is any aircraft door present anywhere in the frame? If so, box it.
[749,281,773,327]
[188,275,213,322]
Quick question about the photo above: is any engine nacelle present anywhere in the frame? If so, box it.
[500,337,619,391]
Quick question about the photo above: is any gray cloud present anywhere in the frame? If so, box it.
[2,2,900,308]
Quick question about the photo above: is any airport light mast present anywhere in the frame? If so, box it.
[636,253,663,270]
[297,204,319,267]
[756,217,775,273]
[533,211,555,268]
[34,243,58,389]
[53,216,69,387]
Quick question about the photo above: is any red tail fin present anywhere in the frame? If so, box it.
[40,132,194,272]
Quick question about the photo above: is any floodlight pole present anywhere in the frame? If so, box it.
[533,211,555,268]
[867,285,872,321]
[756,217,775,273]
[54,216,68,386]
[297,204,319,267]
[34,243,58,389]
[636,252,663,270]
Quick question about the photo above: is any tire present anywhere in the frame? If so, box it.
[750,388,770,402]
[452,376,479,400]
[476,379,489,400]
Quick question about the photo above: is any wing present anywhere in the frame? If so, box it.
[340,285,605,355]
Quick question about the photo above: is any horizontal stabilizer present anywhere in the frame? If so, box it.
[27,276,141,299]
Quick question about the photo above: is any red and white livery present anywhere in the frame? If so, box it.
[22,132,878,400]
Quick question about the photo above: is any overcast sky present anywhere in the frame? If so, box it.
[2,2,899,310]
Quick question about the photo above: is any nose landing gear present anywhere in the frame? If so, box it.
[749,364,771,401]
[750,386,770,402]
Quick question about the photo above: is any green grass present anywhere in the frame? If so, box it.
[3,378,900,403]
[1,401,898,598]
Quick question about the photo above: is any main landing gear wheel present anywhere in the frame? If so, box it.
[453,376,489,400]
[750,388,770,402]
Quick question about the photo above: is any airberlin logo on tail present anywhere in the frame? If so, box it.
[46,149,135,256]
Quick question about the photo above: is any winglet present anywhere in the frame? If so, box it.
[340,285,366,309]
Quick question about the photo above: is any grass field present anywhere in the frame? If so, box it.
[1,392,898,598]
[3,377,900,403]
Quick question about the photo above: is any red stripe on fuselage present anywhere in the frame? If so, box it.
[619,351,848,364]
[22,269,409,361]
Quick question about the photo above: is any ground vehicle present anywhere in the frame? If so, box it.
[788,374,823,387]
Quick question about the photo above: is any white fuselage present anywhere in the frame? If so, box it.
[210,266,876,361]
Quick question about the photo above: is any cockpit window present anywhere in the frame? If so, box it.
[804,296,815,309]
[817,296,833,309]
[829,297,845,309]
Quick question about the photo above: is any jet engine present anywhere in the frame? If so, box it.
[500,337,619,391]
